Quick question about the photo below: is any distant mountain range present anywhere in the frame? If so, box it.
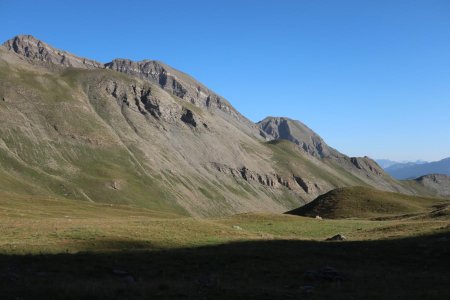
[376,159,428,169]
[377,158,450,180]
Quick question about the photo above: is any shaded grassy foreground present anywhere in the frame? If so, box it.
[0,192,449,299]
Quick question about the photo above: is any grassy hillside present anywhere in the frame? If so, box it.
[287,186,447,219]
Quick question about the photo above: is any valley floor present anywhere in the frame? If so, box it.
[0,192,449,299]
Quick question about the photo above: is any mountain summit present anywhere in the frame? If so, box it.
[3,34,103,69]
[0,35,448,216]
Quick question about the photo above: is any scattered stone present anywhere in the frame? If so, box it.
[315,215,322,220]
[233,225,243,230]
[326,234,346,241]
[110,180,121,190]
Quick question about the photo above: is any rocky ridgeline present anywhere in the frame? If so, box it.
[2,35,244,124]
[259,117,388,183]
[3,35,103,69]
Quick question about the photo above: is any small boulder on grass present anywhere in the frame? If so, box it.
[326,234,346,241]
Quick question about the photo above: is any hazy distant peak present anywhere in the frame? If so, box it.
[384,157,450,180]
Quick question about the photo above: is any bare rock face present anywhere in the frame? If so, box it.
[103,80,190,125]
[3,35,103,69]
[104,59,187,97]
[105,59,235,114]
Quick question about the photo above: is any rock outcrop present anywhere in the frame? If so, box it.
[209,162,322,196]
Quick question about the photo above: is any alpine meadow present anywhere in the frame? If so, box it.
[0,1,449,299]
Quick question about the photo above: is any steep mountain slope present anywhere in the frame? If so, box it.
[0,35,446,216]
[258,117,408,191]
[286,186,445,219]
[385,158,450,179]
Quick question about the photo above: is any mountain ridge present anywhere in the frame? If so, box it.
[1,34,448,216]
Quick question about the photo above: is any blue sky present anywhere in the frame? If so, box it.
[1,0,449,161]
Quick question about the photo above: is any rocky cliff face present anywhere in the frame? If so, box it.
[0,34,447,217]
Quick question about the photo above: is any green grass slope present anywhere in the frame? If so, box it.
[287,186,447,219]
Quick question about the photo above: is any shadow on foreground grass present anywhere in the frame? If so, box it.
[0,232,449,300]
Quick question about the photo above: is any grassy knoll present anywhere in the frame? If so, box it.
[287,186,447,219]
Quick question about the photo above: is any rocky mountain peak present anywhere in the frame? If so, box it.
[3,34,103,69]
[2,35,258,133]
[258,116,335,158]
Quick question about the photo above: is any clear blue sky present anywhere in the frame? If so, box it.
[1,0,449,161]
